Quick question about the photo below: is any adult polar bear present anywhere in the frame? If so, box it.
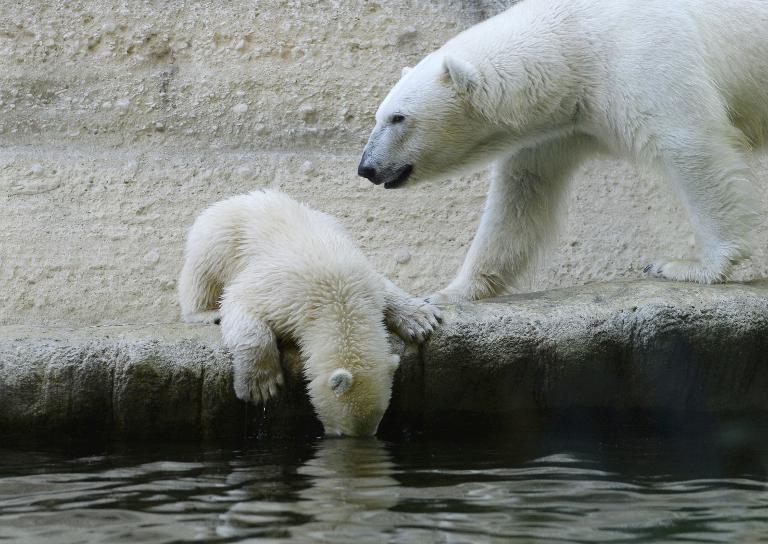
[358,0,768,302]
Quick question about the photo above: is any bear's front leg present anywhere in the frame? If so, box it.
[382,278,442,343]
[431,135,594,303]
[220,299,283,405]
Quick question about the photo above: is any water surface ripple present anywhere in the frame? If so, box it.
[1,421,767,543]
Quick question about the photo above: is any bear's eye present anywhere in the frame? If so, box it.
[390,114,406,124]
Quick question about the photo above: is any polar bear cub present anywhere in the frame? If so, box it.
[178,189,440,437]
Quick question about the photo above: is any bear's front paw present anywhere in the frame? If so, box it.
[232,345,284,405]
[387,298,442,344]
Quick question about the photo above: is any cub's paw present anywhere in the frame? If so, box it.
[387,298,442,344]
[232,345,284,405]
[643,259,726,284]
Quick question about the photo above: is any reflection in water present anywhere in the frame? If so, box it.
[296,438,399,516]
[0,417,767,543]
[220,439,399,542]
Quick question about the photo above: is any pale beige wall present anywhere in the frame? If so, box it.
[2,1,767,326]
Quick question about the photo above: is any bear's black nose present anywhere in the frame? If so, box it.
[357,163,378,183]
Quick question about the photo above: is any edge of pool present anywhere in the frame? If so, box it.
[2,278,768,442]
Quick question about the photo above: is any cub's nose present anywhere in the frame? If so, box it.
[357,161,379,183]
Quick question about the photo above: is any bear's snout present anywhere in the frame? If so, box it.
[357,158,379,184]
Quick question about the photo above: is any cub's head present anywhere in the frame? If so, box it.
[307,354,400,437]
[358,53,505,189]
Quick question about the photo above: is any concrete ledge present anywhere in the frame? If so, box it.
[2,279,768,441]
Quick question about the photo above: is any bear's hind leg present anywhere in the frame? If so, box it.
[647,130,758,283]
[178,258,223,323]
[220,297,283,405]
[183,309,221,325]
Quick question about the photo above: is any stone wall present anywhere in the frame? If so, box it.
[2,1,767,327]
[4,280,768,441]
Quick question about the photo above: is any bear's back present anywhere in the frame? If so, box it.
[209,190,370,285]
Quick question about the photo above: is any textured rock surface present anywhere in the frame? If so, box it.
[2,1,768,327]
[425,280,768,417]
[2,280,767,442]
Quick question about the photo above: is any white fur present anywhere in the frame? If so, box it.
[361,0,768,299]
[178,190,440,436]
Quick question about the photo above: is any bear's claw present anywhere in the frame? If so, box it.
[643,259,726,284]
[387,298,442,343]
[236,365,284,405]
[232,344,284,405]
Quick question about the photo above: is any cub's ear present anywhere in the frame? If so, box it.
[401,66,412,78]
[329,369,354,397]
[442,55,480,96]
[390,354,401,371]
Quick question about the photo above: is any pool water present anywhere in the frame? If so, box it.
[1,416,767,543]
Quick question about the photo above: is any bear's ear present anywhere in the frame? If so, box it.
[390,354,400,371]
[401,66,412,78]
[329,369,354,397]
[442,55,480,97]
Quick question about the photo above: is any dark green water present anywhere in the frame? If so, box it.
[1,416,767,543]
